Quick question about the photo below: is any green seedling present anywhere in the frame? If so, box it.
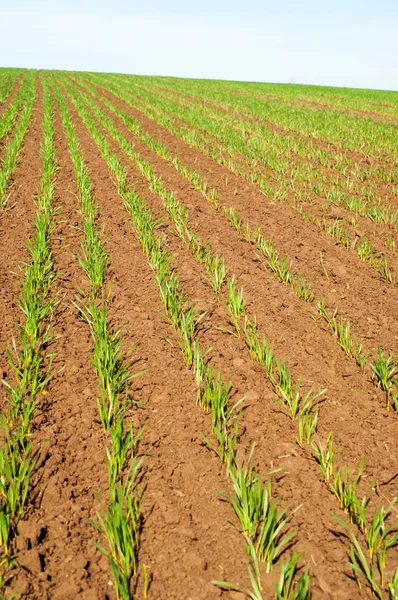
[312,433,335,483]
[355,342,370,373]
[243,317,275,383]
[275,359,325,419]
[178,307,206,367]
[296,409,319,446]
[275,552,311,600]
[357,239,375,261]
[193,341,213,405]
[366,500,398,587]
[334,515,384,599]
[319,251,329,281]
[222,445,264,537]
[91,479,143,600]
[205,254,228,295]
[378,256,395,284]
[371,347,398,411]
[255,479,300,572]
[294,274,315,303]
[389,568,398,600]
[199,370,244,466]
[332,459,371,532]
[227,274,246,318]
[225,206,242,232]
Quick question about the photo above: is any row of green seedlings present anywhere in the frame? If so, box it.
[318,217,394,284]
[0,70,37,207]
[317,300,398,412]
[311,434,398,599]
[0,72,30,146]
[136,81,398,226]
[0,71,23,106]
[59,74,312,600]
[84,73,396,284]
[0,74,57,592]
[71,76,398,599]
[54,82,145,600]
[63,75,398,416]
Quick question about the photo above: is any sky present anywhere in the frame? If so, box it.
[1,0,398,91]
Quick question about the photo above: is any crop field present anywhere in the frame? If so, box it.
[0,67,398,600]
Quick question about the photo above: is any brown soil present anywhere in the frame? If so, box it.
[2,72,398,600]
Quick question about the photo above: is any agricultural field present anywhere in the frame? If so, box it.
[0,67,398,600]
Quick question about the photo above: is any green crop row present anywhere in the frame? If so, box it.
[0,70,23,106]
[0,73,57,593]
[0,70,36,207]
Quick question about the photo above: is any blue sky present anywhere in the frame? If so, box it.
[1,0,397,90]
